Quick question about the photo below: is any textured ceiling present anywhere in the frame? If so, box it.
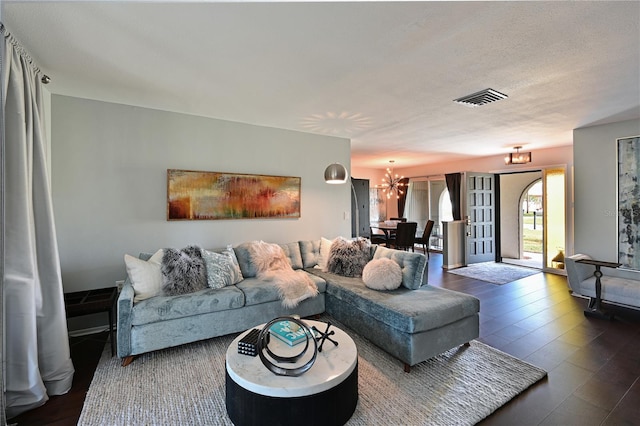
[3,1,639,168]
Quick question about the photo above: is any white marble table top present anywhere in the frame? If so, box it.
[226,320,358,397]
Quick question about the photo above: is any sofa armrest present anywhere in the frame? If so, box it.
[117,278,134,357]
[565,254,595,294]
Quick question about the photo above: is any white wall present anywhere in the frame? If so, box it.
[573,118,640,279]
[51,95,351,293]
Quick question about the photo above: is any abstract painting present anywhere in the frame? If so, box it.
[167,169,301,220]
[369,188,387,222]
[618,137,640,270]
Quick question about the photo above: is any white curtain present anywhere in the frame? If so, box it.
[2,24,74,418]
[404,181,430,232]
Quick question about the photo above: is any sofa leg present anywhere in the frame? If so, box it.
[403,363,411,373]
[121,355,136,367]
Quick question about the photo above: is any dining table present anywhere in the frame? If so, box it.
[371,221,400,243]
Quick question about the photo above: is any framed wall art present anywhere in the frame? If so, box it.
[618,136,640,270]
[167,169,301,221]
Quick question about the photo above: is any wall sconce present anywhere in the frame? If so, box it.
[504,146,532,165]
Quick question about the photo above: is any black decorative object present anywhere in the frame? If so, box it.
[237,328,266,357]
[257,316,318,377]
[312,322,339,353]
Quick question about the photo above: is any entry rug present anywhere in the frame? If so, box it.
[79,317,546,426]
[448,261,540,285]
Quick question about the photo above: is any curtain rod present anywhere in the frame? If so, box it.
[0,23,51,84]
[406,174,446,181]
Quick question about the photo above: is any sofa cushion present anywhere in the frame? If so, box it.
[233,242,258,278]
[599,277,640,307]
[236,273,326,307]
[310,269,479,334]
[279,242,304,270]
[373,245,427,290]
[299,239,320,268]
[130,285,245,325]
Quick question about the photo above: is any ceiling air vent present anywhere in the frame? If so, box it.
[454,88,508,107]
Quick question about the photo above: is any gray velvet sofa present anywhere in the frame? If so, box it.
[117,239,480,371]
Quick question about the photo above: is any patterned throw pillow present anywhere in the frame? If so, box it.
[202,246,244,289]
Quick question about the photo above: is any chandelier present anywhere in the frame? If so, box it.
[381,160,406,199]
[504,146,532,165]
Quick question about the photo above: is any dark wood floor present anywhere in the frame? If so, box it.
[9,253,640,425]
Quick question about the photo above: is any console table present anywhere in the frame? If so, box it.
[576,258,621,320]
[64,287,118,355]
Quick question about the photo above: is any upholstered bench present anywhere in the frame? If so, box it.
[566,254,640,314]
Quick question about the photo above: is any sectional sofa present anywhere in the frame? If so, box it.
[117,239,480,371]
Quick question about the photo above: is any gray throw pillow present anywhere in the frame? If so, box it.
[161,245,207,296]
[202,247,244,289]
[326,237,371,278]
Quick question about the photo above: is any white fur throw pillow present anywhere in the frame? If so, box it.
[362,258,402,290]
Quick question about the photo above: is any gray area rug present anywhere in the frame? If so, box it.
[79,316,546,426]
[448,261,540,285]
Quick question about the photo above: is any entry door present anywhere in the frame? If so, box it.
[465,172,496,264]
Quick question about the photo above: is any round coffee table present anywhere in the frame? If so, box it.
[225,320,358,426]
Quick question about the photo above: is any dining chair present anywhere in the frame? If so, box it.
[388,222,417,251]
[369,226,387,245]
[414,220,435,258]
[390,217,407,222]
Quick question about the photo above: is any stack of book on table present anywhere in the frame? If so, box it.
[269,320,316,346]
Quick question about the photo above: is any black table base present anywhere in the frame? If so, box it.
[225,362,358,426]
[577,258,621,321]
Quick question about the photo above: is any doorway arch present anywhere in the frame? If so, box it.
[517,179,543,267]
[499,171,543,268]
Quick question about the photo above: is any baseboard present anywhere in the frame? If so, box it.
[443,263,465,269]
